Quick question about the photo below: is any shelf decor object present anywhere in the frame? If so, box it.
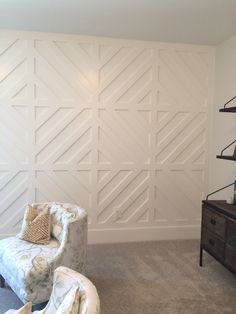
[234,181,236,204]
[234,145,236,158]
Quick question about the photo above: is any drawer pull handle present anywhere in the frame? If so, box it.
[209,239,215,246]
[210,218,216,225]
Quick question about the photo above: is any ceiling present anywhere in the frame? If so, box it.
[0,0,236,45]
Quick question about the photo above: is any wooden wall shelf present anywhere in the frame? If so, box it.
[219,106,236,112]
[216,155,236,161]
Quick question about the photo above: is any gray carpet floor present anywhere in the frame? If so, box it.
[1,240,236,313]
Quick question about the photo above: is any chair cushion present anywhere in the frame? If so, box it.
[19,204,51,245]
[56,284,80,314]
[0,237,59,304]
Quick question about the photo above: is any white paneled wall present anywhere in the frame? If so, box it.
[0,30,214,243]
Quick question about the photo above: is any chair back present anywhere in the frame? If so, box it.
[41,266,100,314]
[32,202,87,243]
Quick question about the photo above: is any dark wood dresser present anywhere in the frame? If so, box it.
[200,200,236,273]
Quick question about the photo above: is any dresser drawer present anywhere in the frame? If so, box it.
[226,219,236,249]
[202,206,226,239]
[225,245,236,272]
[202,227,225,260]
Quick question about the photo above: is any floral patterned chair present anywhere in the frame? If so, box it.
[4,266,100,314]
[0,202,87,305]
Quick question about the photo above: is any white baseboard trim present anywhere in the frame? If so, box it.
[0,225,201,244]
[88,225,201,244]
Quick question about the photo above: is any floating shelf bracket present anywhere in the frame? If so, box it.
[206,182,235,200]
[216,139,236,160]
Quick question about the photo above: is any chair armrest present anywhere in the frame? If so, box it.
[50,212,87,274]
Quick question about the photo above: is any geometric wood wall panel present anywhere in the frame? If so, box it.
[0,30,214,238]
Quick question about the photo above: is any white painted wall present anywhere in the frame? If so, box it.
[209,34,236,201]
[0,30,214,243]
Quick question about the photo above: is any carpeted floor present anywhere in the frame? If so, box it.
[1,240,236,313]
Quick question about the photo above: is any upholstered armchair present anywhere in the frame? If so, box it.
[0,202,87,305]
[4,266,100,314]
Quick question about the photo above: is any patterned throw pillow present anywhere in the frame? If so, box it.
[19,204,51,245]
[56,284,80,314]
